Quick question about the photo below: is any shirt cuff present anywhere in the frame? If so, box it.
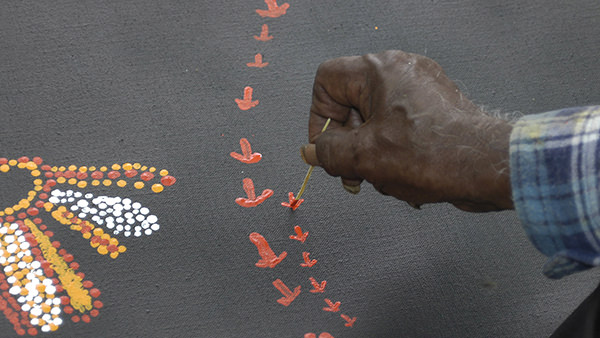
[510,106,600,279]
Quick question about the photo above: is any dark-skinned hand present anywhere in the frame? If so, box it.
[301,50,514,212]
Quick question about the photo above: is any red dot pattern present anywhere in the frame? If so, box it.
[0,157,177,335]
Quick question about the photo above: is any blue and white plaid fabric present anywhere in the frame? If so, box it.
[511,106,600,279]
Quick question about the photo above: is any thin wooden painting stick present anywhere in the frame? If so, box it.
[295,118,331,201]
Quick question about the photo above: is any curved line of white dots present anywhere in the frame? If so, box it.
[49,189,160,237]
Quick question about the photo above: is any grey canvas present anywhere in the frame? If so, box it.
[1,0,600,337]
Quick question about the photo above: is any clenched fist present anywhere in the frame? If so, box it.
[301,50,514,212]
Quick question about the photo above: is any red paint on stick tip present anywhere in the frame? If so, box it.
[230,138,262,164]
[281,192,304,210]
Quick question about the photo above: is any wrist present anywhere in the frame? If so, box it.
[465,115,514,211]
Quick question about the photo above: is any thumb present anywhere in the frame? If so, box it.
[301,127,364,194]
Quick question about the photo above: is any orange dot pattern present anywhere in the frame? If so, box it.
[51,208,126,259]
[0,219,78,334]
[0,156,175,336]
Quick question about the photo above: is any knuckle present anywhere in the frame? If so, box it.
[317,55,362,77]
[315,58,335,76]
[414,54,443,73]
[377,50,409,63]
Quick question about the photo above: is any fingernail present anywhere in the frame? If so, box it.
[407,201,421,210]
[300,144,319,166]
[343,184,361,194]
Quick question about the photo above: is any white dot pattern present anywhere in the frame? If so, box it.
[49,189,160,237]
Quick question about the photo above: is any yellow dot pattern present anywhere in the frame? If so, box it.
[25,219,92,313]
[0,221,62,332]
[0,156,176,333]
[50,208,126,259]
[25,161,177,196]
[0,160,44,217]
[152,184,164,193]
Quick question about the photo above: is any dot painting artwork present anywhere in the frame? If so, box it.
[0,156,175,335]
[4,0,599,336]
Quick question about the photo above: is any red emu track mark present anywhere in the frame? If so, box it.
[309,277,326,293]
[341,314,357,327]
[281,192,304,210]
[235,86,259,110]
[254,24,273,41]
[289,225,308,243]
[300,252,317,267]
[249,232,287,268]
[230,138,262,164]
[235,2,358,333]
[256,0,290,18]
[236,178,273,207]
[247,53,269,68]
[322,299,341,312]
[272,279,301,306]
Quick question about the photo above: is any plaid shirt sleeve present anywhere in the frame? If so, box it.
[510,106,600,279]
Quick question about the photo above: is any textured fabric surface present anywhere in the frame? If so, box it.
[1,0,600,337]
[511,106,600,279]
